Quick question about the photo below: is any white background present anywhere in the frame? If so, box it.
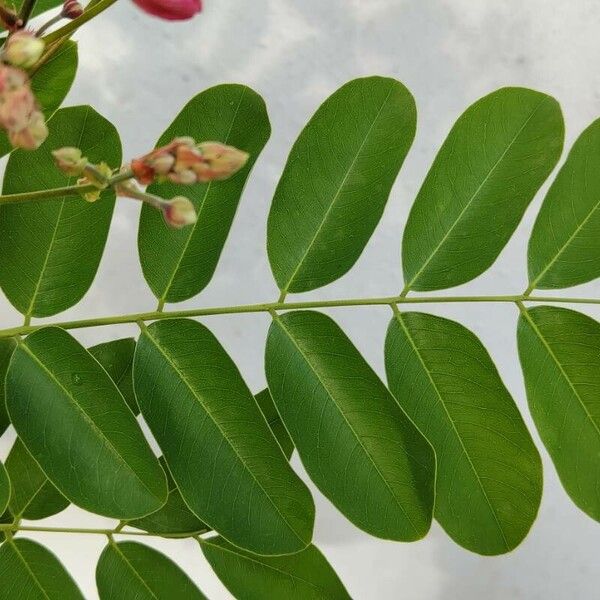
[2,1,600,597]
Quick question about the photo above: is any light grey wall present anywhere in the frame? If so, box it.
[1,1,599,597]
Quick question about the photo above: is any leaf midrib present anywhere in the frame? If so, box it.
[393,313,510,550]
[280,83,395,293]
[406,97,547,291]
[9,540,52,600]
[142,326,308,549]
[17,339,162,506]
[274,316,420,536]
[521,309,600,440]
[109,542,159,599]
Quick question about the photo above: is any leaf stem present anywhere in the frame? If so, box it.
[0,522,210,538]
[41,0,118,45]
[3,294,600,340]
[0,170,133,206]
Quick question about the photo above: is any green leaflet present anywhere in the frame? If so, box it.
[96,541,207,600]
[129,457,208,537]
[255,388,294,459]
[138,84,270,304]
[0,463,8,517]
[5,327,167,519]
[518,305,600,522]
[0,41,78,157]
[402,87,564,292]
[0,538,84,599]
[265,310,435,541]
[0,338,16,435]
[134,318,315,555]
[5,438,69,521]
[89,338,139,415]
[0,105,121,318]
[385,312,542,555]
[268,76,416,294]
[528,119,600,289]
[200,536,351,600]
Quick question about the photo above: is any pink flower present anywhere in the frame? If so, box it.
[132,0,201,21]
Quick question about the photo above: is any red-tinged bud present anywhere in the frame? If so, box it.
[8,110,48,150]
[194,142,249,182]
[3,31,45,69]
[0,84,35,131]
[162,196,197,228]
[52,147,87,176]
[132,0,202,21]
[0,6,22,32]
[62,0,84,19]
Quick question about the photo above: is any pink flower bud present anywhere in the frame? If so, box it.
[62,0,84,19]
[162,196,197,228]
[52,147,87,176]
[132,0,202,21]
[8,110,48,150]
[194,142,249,182]
[3,31,45,69]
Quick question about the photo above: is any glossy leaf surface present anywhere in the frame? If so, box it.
[528,119,600,289]
[201,536,351,600]
[138,84,270,304]
[89,338,138,414]
[268,76,416,293]
[129,457,208,536]
[0,538,83,599]
[386,312,542,554]
[5,438,69,521]
[518,306,600,521]
[0,338,16,435]
[96,541,207,600]
[0,106,121,317]
[402,87,563,291]
[265,310,435,541]
[0,463,8,517]
[134,318,314,555]
[5,327,167,519]
[255,388,294,459]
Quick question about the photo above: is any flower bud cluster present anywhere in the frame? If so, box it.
[130,138,249,186]
[132,0,202,21]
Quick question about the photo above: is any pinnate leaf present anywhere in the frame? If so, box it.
[134,318,315,555]
[0,105,121,317]
[268,76,416,294]
[385,312,542,554]
[96,541,207,600]
[518,305,600,522]
[201,536,351,600]
[402,87,563,291]
[5,327,167,519]
[265,310,435,541]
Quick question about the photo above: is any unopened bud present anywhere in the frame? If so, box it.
[9,110,48,150]
[62,0,84,19]
[3,32,45,69]
[162,196,197,228]
[195,142,249,182]
[52,147,87,176]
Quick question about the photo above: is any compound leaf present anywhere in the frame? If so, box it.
[96,541,207,600]
[0,105,121,317]
[385,312,542,554]
[5,327,167,519]
[134,318,315,555]
[528,119,600,290]
[138,84,270,304]
[402,87,563,291]
[0,538,84,599]
[265,310,435,541]
[518,305,600,522]
[268,76,416,294]
[201,536,351,600]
